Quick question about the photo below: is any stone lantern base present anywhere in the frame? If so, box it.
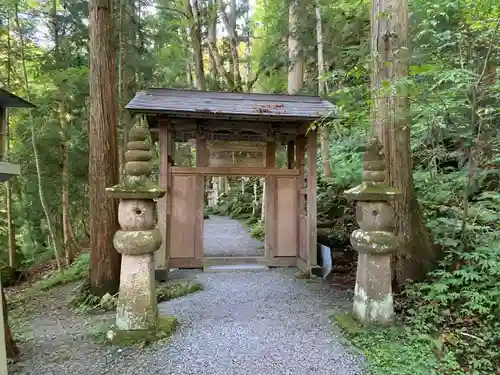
[116,253,158,331]
[106,315,178,346]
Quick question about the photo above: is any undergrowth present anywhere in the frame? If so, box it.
[36,252,89,290]
[334,313,451,375]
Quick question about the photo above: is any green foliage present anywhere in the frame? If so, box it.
[249,221,265,242]
[401,208,500,373]
[333,313,448,375]
[36,253,89,290]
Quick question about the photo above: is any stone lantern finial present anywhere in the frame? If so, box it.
[124,125,153,181]
[343,136,399,325]
[362,137,385,184]
[106,123,173,342]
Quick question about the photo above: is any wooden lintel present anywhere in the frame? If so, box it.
[171,166,299,177]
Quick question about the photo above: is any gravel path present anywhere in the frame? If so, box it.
[10,270,364,375]
[204,215,264,257]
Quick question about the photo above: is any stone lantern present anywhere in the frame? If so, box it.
[106,124,168,338]
[344,137,399,325]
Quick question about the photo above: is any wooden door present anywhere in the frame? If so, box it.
[168,173,204,268]
[265,175,299,266]
[275,176,298,258]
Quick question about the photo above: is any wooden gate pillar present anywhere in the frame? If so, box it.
[155,125,171,280]
[264,141,276,260]
[306,129,318,270]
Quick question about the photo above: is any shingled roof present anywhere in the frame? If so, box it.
[0,88,36,108]
[126,88,335,121]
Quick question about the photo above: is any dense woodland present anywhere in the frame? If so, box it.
[0,0,499,373]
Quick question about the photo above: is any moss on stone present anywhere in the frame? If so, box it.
[344,181,398,201]
[156,280,202,303]
[106,179,165,200]
[106,315,178,346]
[332,312,363,337]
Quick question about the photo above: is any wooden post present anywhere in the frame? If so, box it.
[155,125,171,280]
[264,141,276,260]
[265,141,276,167]
[307,129,318,270]
[195,135,207,260]
[287,140,295,169]
[295,135,307,268]
[296,136,306,212]
[195,137,207,167]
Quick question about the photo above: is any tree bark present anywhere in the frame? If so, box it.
[207,0,218,85]
[51,0,75,265]
[186,0,205,90]
[118,0,136,176]
[371,0,436,285]
[6,14,16,268]
[218,0,242,90]
[315,1,332,179]
[288,0,304,94]
[88,0,121,297]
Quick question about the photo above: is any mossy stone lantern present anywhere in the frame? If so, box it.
[344,137,399,325]
[106,124,166,334]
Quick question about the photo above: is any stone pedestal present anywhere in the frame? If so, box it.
[106,124,175,341]
[116,253,157,330]
[344,137,399,325]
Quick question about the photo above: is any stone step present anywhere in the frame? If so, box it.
[202,256,266,266]
[203,264,269,273]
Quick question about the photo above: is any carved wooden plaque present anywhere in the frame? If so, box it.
[207,141,265,167]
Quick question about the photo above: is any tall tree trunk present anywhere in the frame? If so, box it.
[244,0,251,89]
[1,67,18,359]
[51,0,75,265]
[61,129,73,265]
[287,0,304,94]
[16,3,63,272]
[315,1,332,179]
[218,0,242,91]
[207,0,218,85]
[6,14,16,268]
[186,0,205,90]
[88,0,121,297]
[371,0,436,285]
[118,0,137,177]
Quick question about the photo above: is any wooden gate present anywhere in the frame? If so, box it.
[164,167,312,270]
[168,172,204,268]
